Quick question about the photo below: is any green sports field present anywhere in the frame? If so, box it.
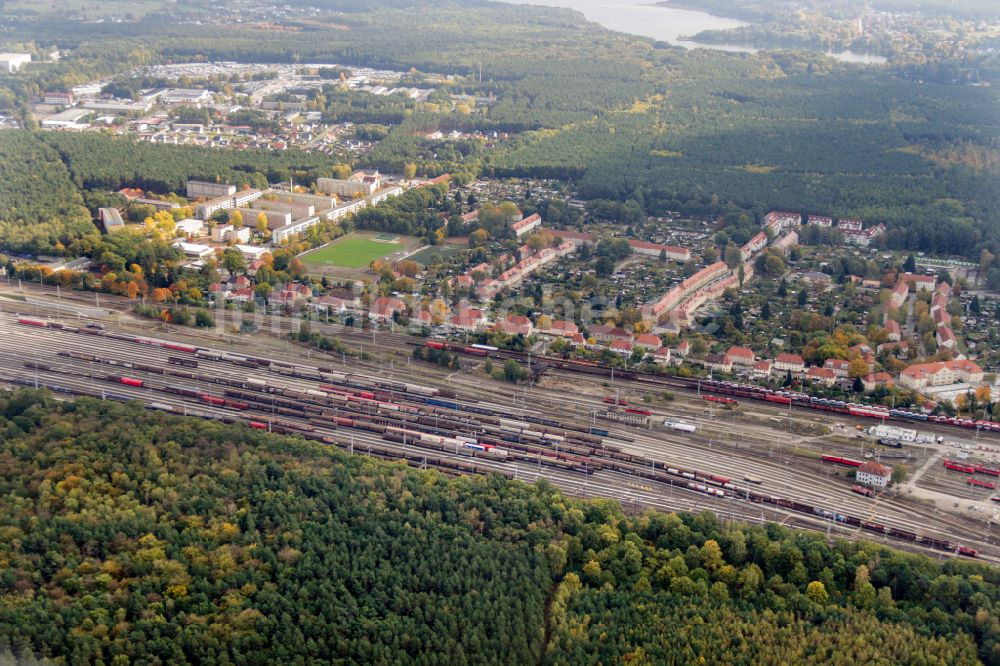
[301,234,403,269]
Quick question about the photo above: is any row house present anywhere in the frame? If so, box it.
[764,212,802,236]
[511,213,541,237]
[889,280,909,309]
[740,232,768,261]
[628,239,692,262]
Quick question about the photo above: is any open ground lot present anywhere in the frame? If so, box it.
[299,231,422,278]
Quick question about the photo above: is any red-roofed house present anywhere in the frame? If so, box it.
[884,318,901,342]
[936,327,957,349]
[806,367,837,387]
[740,232,768,261]
[823,358,851,378]
[450,307,485,332]
[634,333,662,352]
[774,353,805,374]
[899,360,983,390]
[609,339,633,356]
[862,372,893,391]
[705,353,732,373]
[751,359,773,378]
[900,272,935,292]
[628,239,691,262]
[654,347,672,365]
[726,346,755,366]
[511,213,541,237]
[371,296,405,321]
[546,320,579,337]
[675,340,690,357]
[889,281,909,309]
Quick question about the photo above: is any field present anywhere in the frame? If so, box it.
[406,244,467,266]
[299,231,421,277]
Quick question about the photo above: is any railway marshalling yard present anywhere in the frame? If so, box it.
[1,285,999,564]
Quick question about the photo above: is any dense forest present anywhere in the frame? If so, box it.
[0,131,95,254]
[0,389,998,665]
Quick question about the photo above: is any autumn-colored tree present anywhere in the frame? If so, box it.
[229,210,244,227]
[403,163,417,180]
[848,357,870,379]
[395,260,421,278]
[126,281,140,299]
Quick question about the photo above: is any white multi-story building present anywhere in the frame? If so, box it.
[898,360,983,390]
[856,461,892,488]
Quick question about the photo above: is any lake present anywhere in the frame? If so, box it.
[501,0,749,45]
[501,0,887,64]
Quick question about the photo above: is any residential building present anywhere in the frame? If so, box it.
[884,318,901,342]
[316,177,376,198]
[552,229,594,246]
[675,340,690,357]
[371,296,405,322]
[900,273,935,292]
[726,346,755,366]
[537,319,579,337]
[807,215,833,227]
[196,189,263,220]
[187,180,237,200]
[609,339,633,356]
[705,353,732,373]
[862,372,893,392]
[654,347,672,365]
[274,215,325,245]
[898,360,983,390]
[772,231,799,255]
[751,359,773,378]
[511,213,541,237]
[936,327,957,349]
[764,212,802,236]
[629,239,691,262]
[806,367,837,387]
[889,281,909,309]
[774,353,805,374]
[634,333,662,352]
[740,232,767,261]
[823,358,851,379]
[856,461,892,489]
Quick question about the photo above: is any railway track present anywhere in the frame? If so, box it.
[1,312,996,563]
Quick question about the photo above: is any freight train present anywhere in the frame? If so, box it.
[416,339,1000,436]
